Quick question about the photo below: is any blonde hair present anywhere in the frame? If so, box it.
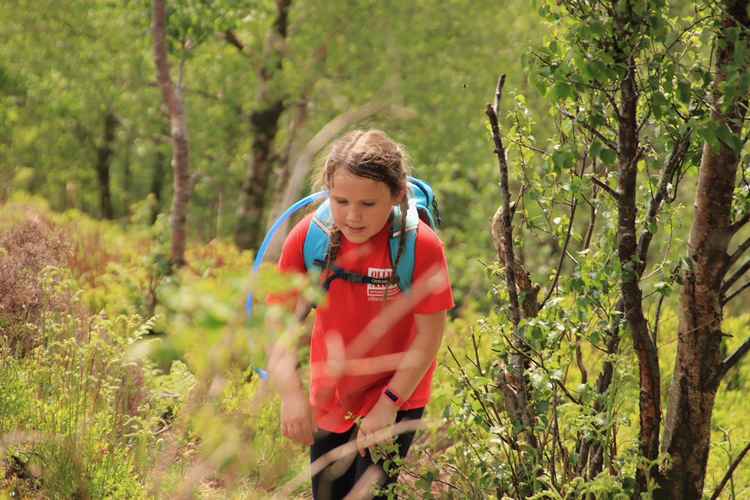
[318,130,411,296]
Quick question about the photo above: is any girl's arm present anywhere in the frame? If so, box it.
[356,310,447,455]
[267,299,315,445]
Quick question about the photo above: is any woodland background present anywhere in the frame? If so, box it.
[2,0,750,498]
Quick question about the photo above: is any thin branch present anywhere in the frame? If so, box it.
[471,331,485,378]
[723,280,750,306]
[499,330,582,405]
[729,212,750,234]
[636,105,653,137]
[662,15,714,59]
[722,259,750,295]
[447,345,498,427]
[508,136,548,155]
[575,338,589,385]
[486,74,522,326]
[590,176,621,201]
[653,293,666,345]
[716,337,750,384]
[636,128,692,275]
[561,109,619,152]
[582,160,600,251]
[509,185,527,225]
[709,440,750,500]
[540,197,577,309]
[223,29,245,52]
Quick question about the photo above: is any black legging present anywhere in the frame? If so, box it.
[310,407,424,500]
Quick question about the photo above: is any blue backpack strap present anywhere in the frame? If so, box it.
[390,198,420,292]
[303,200,334,272]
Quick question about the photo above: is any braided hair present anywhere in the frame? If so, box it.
[384,197,410,301]
[317,130,410,299]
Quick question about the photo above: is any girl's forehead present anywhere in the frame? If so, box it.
[330,169,392,198]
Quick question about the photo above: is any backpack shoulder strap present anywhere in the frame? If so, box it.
[390,199,420,292]
[303,200,334,272]
[304,197,421,292]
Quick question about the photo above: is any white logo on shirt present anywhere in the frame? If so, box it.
[367,267,400,301]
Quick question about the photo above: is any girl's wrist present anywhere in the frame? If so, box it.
[382,386,402,407]
[280,383,307,402]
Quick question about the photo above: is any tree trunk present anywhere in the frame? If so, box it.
[576,300,623,480]
[149,149,166,225]
[235,0,292,250]
[487,75,539,456]
[614,45,662,495]
[152,0,191,268]
[661,2,750,497]
[95,111,118,219]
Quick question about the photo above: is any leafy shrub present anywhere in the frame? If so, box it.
[0,302,156,498]
[0,209,74,356]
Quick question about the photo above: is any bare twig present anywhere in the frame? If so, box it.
[726,234,750,271]
[471,331,485,378]
[487,73,540,451]
[447,345,499,428]
[499,330,582,405]
[540,197,577,309]
[709,440,750,500]
[486,74,521,326]
[510,185,527,225]
[223,29,245,52]
[636,129,692,275]
[590,176,621,201]
[729,212,750,234]
[561,109,618,152]
[716,337,750,384]
[575,338,589,385]
[723,280,750,306]
[721,259,750,295]
[582,162,600,250]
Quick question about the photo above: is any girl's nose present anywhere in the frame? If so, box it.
[347,208,362,223]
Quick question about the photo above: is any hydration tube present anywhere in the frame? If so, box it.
[246,190,328,380]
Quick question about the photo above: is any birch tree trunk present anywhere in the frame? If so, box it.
[152,0,191,268]
[660,2,750,497]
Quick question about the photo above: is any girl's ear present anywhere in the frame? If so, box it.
[393,186,407,205]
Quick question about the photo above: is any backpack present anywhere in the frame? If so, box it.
[303,176,440,293]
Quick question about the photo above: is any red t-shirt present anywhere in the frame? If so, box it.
[275,213,454,432]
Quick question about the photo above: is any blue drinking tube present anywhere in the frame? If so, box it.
[246,190,328,380]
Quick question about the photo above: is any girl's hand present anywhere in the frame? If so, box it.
[356,398,398,457]
[281,389,315,446]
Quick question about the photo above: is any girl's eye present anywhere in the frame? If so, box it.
[362,202,376,207]
[335,199,348,206]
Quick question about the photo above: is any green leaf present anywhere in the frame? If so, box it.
[651,91,668,118]
[677,80,691,104]
[599,147,617,166]
[716,124,742,153]
[551,81,574,101]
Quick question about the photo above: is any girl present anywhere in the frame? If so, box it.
[268,129,453,499]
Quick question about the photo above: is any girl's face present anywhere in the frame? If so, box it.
[329,169,403,244]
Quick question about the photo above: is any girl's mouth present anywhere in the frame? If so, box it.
[346,225,366,234]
